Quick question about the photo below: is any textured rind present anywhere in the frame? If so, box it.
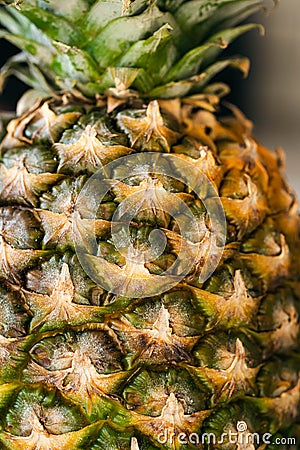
[0,95,299,449]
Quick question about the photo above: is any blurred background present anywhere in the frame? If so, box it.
[231,0,300,196]
[0,0,299,195]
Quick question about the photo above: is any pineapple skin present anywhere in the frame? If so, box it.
[0,0,299,448]
[0,93,299,450]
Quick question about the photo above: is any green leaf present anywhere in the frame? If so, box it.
[82,0,124,36]
[203,23,263,66]
[175,0,234,29]
[9,7,51,45]
[2,63,51,94]
[0,8,23,34]
[149,75,204,99]
[117,24,178,85]
[75,81,106,96]
[175,0,266,49]
[133,68,158,94]
[217,2,267,30]
[86,4,177,69]
[158,0,187,11]
[51,42,100,84]
[16,65,55,94]
[191,56,250,91]
[149,57,250,98]
[166,41,220,82]
[32,0,91,23]
[0,31,53,63]
[0,53,25,92]
[0,49,56,97]
[0,7,53,50]
[20,4,83,46]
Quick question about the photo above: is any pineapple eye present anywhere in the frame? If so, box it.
[73,152,226,298]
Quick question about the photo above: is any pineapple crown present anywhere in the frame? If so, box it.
[0,0,273,101]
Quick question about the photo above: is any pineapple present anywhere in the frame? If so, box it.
[0,0,299,449]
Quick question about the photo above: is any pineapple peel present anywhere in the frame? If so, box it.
[73,150,226,297]
[0,1,299,446]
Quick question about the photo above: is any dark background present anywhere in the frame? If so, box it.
[244,0,300,197]
[0,40,27,109]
